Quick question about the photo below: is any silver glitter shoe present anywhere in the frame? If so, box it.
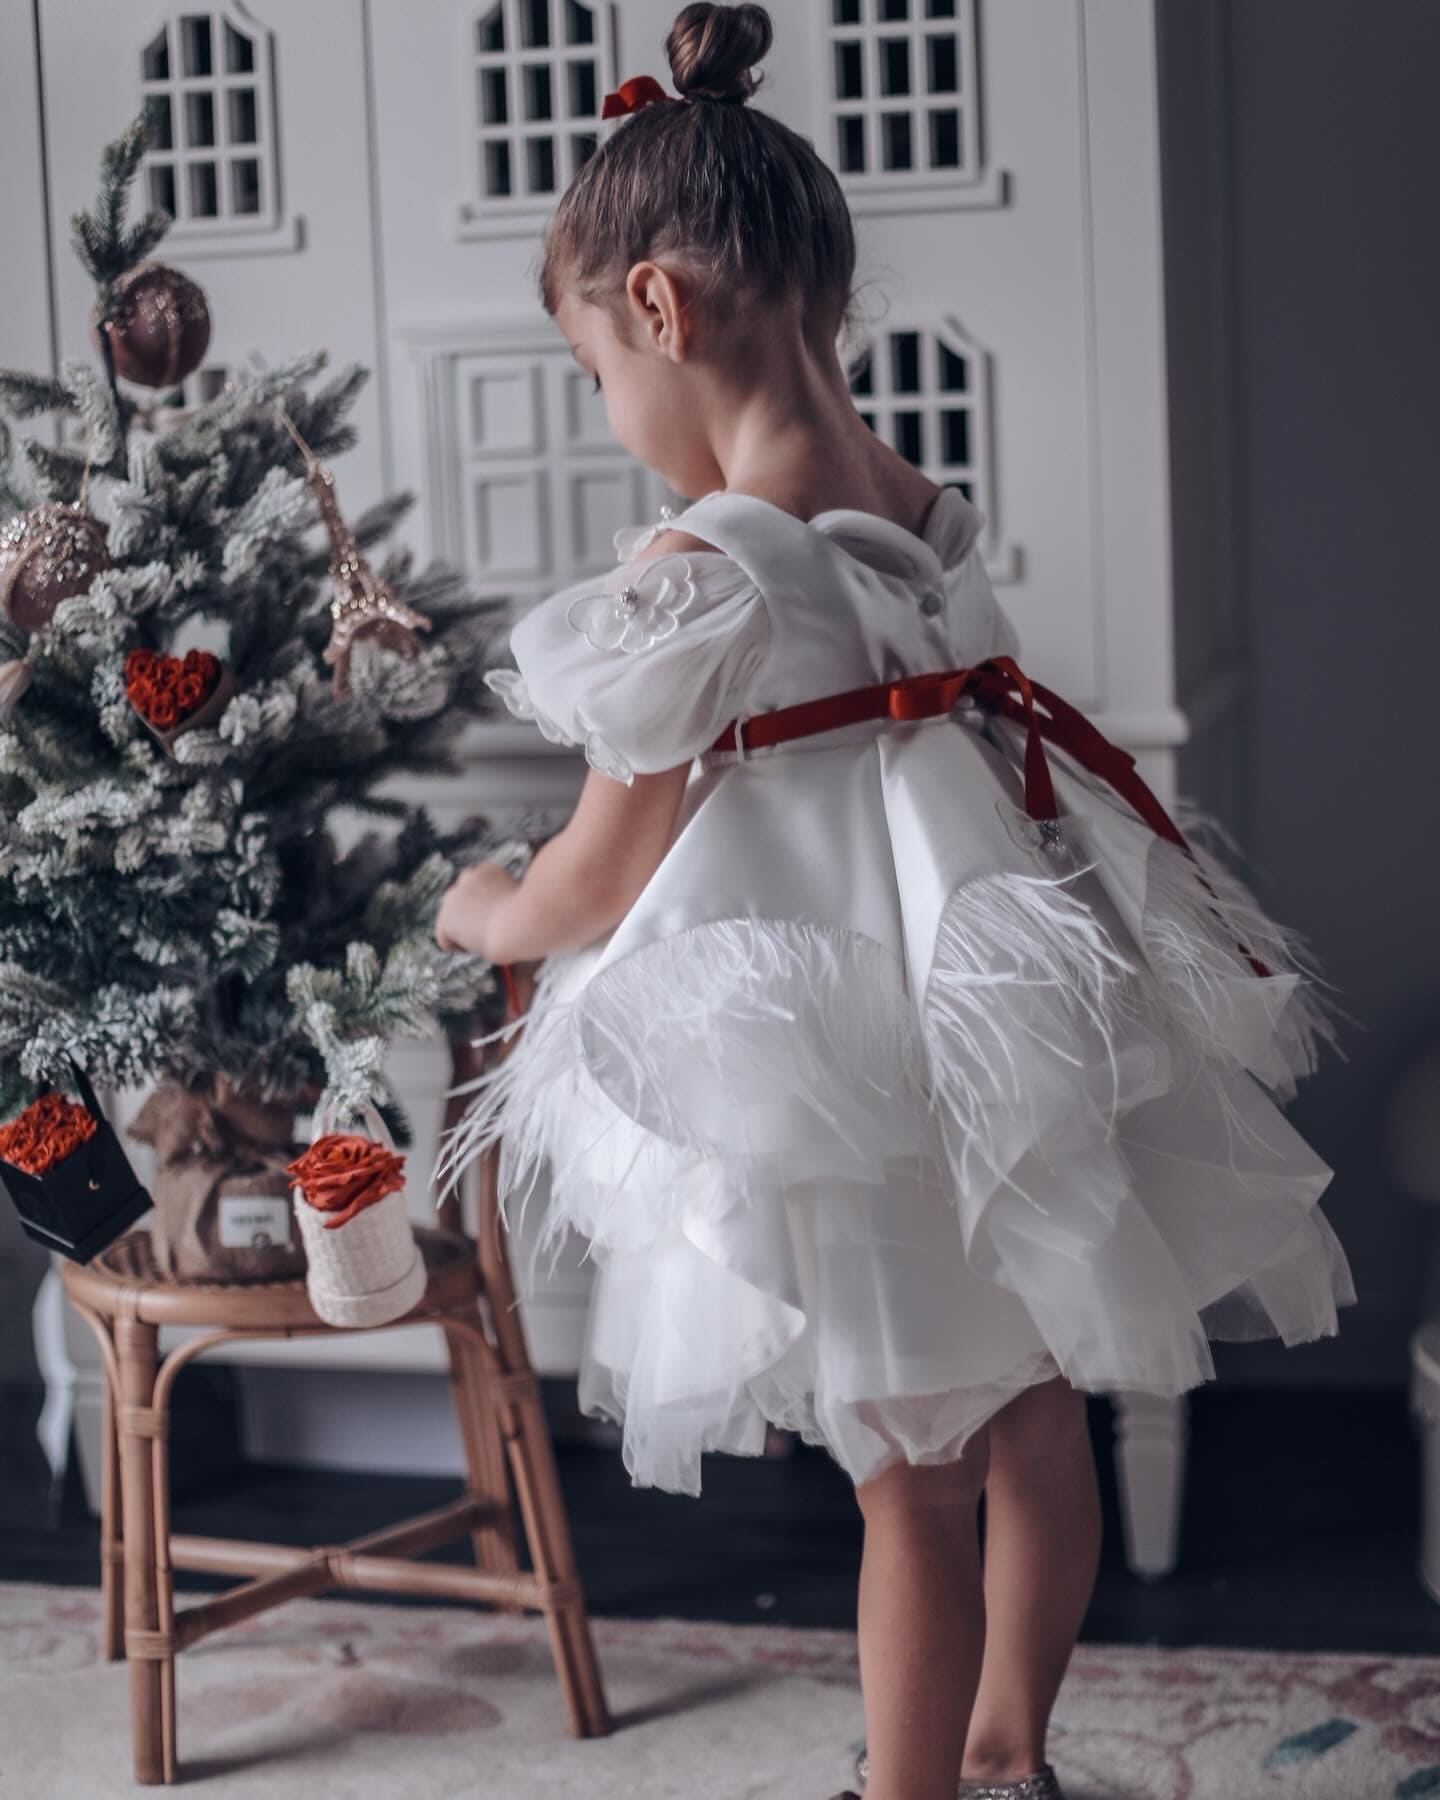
[853,1746,1066,1798]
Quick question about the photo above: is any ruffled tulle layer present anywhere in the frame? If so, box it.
[437,747,1353,1497]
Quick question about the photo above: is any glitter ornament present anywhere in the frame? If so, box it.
[91,260,211,390]
[277,408,432,697]
[0,500,111,634]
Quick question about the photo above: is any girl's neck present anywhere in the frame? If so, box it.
[703,334,940,534]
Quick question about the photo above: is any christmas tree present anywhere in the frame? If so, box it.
[0,114,510,1136]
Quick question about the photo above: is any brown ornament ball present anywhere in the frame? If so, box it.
[0,501,111,634]
[91,260,211,390]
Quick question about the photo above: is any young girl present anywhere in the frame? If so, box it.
[434,7,1356,1796]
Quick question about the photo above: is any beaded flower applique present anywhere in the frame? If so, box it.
[566,553,696,655]
[993,794,1096,875]
[612,503,678,564]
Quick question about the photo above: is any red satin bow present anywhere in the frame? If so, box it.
[601,74,674,118]
[710,657,1274,978]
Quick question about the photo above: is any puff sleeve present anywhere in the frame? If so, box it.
[484,549,771,785]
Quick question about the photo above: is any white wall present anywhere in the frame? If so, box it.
[1200,0,1440,1386]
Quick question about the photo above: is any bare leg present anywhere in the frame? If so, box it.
[854,1427,991,1800]
[962,1375,1100,1783]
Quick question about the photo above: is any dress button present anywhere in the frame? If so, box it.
[919,588,945,617]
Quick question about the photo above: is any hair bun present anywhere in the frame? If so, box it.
[665,2,773,104]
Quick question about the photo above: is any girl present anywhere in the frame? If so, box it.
[434,7,1355,1797]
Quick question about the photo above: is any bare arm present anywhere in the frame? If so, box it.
[435,759,691,965]
[435,525,721,967]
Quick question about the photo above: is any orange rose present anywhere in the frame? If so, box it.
[286,1132,407,1231]
[0,1092,98,1177]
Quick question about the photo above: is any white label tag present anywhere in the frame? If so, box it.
[219,1193,293,1250]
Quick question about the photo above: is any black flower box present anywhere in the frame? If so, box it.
[0,1064,152,1263]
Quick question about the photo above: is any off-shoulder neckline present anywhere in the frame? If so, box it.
[677,486,979,586]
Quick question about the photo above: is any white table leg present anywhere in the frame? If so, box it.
[1110,1390,1188,1579]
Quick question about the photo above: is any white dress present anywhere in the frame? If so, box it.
[440,486,1356,1497]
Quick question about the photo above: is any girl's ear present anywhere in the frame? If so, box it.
[625,260,691,362]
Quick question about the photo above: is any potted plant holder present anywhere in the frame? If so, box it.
[0,1061,152,1262]
[289,1099,424,1328]
[127,1078,309,1284]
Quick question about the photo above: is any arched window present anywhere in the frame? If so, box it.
[821,0,1004,212]
[456,0,617,240]
[846,316,1014,577]
[139,6,296,253]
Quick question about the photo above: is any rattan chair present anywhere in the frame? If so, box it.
[59,1059,610,1785]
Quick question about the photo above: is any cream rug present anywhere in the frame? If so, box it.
[4,1580,1439,1798]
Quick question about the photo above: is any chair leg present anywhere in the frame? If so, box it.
[472,1140,609,1734]
[99,1326,125,1662]
[499,1377,611,1738]
[114,1310,174,1785]
[443,1320,523,1610]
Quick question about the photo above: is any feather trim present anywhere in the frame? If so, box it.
[1140,796,1350,1100]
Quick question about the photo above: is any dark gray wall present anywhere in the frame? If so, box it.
[1164,0,1440,1385]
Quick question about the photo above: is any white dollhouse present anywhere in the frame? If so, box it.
[5,0,1227,1577]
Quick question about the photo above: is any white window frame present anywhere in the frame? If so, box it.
[845,312,1017,580]
[137,4,299,256]
[396,315,677,610]
[454,0,618,242]
[816,0,1005,214]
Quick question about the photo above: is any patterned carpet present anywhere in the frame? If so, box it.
[4,1580,1440,1798]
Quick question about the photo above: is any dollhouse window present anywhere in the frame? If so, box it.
[398,317,678,609]
[138,6,296,253]
[456,0,617,239]
[822,0,1004,212]
[847,318,1014,576]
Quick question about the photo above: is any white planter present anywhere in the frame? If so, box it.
[293,1103,425,1329]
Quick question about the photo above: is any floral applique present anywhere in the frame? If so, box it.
[612,503,678,564]
[482,667,578,746]
[483,669,633,784]
[566,554,696,655]
[575,707,634,786]
[993,795,1096,873]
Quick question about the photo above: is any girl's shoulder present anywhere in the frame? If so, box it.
[485,515,771,786]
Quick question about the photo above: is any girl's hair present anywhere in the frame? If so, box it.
[538,2,856,340]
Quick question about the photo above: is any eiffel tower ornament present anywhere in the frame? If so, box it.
[277,406,431,697]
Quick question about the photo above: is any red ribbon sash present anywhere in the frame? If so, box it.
[709,657,1273,979]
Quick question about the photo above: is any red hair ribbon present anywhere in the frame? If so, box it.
[601,74,675,118]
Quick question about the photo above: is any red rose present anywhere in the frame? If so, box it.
[125,649,226,729]
[0,1092,98,1177]
[287,1133,407,1231]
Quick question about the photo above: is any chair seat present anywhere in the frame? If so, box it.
[59,1225,480,1331]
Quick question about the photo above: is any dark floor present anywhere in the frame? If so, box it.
[2,1383,1437,1657]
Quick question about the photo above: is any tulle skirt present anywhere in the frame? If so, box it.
[437,711,1356,1497]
